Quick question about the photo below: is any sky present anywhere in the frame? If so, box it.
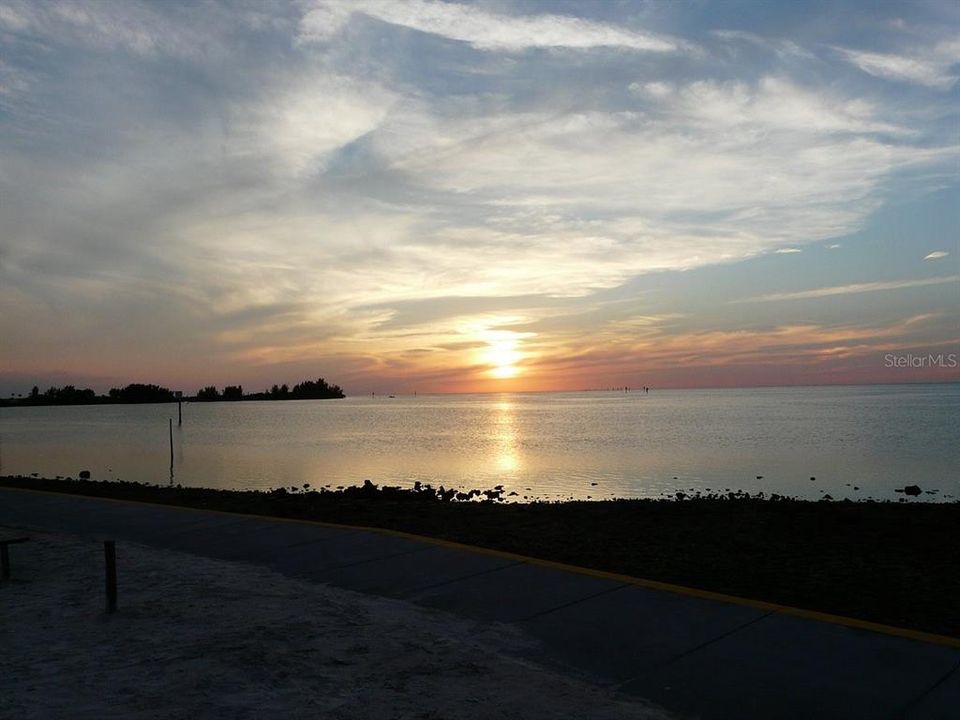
[1,0,958,396]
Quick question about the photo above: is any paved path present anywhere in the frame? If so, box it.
[1,487,957,719]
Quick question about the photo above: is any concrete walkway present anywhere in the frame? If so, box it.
[1,487,957,719]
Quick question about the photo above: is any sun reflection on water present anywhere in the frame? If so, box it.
[493,399,520,475]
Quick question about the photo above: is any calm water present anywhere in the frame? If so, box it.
[1,385,957,501]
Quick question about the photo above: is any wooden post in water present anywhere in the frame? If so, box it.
[104,540,117,613]
[168,418,174,473]
[176,390,182,426]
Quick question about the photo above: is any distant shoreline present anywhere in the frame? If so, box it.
[0,396,349,408]
[4,380,958,407]
[0,377,344,408]
[2,475,957,639]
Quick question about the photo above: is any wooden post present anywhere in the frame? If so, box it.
[169,418,174,472]
[104,540,117,613]
[0,538,29,580]
[178,398,182,426]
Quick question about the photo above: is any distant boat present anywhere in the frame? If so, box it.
[388,395,396,398]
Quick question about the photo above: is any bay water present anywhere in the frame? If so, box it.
[1,384,957,502]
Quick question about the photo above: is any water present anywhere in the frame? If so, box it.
[1,385,957,501]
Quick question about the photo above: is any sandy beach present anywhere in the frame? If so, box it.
[1,528,674,719]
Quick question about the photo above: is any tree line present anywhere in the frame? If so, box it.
[194,377,344,401]
[1,377,344,407]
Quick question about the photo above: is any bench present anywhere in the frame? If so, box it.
[0,537,29,580]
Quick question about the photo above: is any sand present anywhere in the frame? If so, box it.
[0,529,674,719]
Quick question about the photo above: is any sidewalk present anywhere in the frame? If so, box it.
[1,487,956,719]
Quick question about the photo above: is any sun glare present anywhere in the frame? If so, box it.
[480,332,524,379]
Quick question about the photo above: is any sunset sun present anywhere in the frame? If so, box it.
[480,333,524,379]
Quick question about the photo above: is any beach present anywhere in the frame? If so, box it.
[1,528,674,720]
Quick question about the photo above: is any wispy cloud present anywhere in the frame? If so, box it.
[356,74,946,299]
[300,0,679,52]
[231,74,398,177]
[775,248,802,254]
[733,276,960,303]
[0,0,229,59]
[670,76,910,135]
[924,251,950,260]
[712,29,815,60]
[495,312,955,391]
[835,40,960,90]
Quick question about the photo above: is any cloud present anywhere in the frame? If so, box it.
[733,276,960,303]
[299,0,678,52]
[354,75,947,300]
[826,244,841,249]
[671,77,909,135]
[0,58,30,98]
[0,0,229,60]
[229,74,398,177]
[498,310,956,391]
[775,248,802,254]
[712,29,815,60]
[835,40,960,90]
[924,251,950,260]
[630,81,673,97]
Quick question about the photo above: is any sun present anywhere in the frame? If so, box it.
[490,361,519,379]
[466,321,532,381]
[481,334,523,379]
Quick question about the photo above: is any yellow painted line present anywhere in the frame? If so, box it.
[3,484,959,649]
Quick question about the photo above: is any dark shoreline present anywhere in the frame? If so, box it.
[2,475,957,638]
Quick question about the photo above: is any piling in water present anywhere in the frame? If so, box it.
[104,540,117,613]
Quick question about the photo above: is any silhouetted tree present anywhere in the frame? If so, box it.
[32,385,97,404]
[107,384,175,403]
[0,375,344,407]
[196,386,220,401]
[222,385,243,401]
[266,383,291,399]
[289,377,344,399]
